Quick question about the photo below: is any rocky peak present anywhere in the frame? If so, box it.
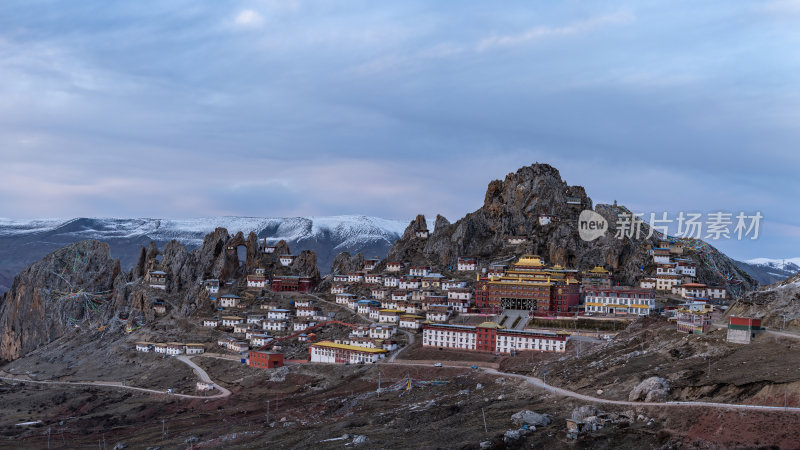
[0,240,121,362]
[330,252,364,275]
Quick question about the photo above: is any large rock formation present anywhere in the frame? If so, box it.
[387,163,756,291]
[0,227,323,363]
[0,241,120,362]
[330,252,365,275]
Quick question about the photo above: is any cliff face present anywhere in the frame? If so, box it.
[0,241,120,362]
[387,163,756,291]
[0,227,322,363]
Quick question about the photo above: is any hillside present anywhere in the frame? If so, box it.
[0,216,406,292]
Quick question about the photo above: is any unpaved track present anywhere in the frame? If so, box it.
[0,355,230,400]
[385,360,800,413]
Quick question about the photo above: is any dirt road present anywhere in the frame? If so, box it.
[385,360,800,413]
[0,355,231,400]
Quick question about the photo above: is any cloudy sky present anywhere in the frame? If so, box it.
[1,0,799,260]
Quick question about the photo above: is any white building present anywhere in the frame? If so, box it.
[185,344,205,355]
[399,316,423,330]
[279,255,295,266]
[251,334,273,346]
[441,280,467,291]
[335,293,355,305]
[296,306,318,317]
[390,291,410,302]
[348,273,364,283]
[247,314,266,325]
[639,278,657,289]
[166,343,184,356]
[247,272,267,288]
[385,262,403,272]
[219,294,241,308]
[583,287,656,316]
[364,274,382,284]
[203,279,220,294]
[457,257,477,271]
[409,266,431,277]
[135,342,154,352]
[651,248,671,264]
[267,309,291,320]
[707,286,727,300]
[369,325,396,339]
[221,316,244,327]
[293,320,316,332]
[202,319,219,328]
[383,276,399,288]
[378,309,401,323]
[371,288,386,299]
[399,278,421,290]
[263,320,288,332]
[656,275,681,292]
[309,341,387,364]
[331,284,346,294]
[426,306,450,322]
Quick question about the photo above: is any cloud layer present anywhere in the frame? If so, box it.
[1,0,798,260]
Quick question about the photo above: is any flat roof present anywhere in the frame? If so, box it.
[312,341,388,353]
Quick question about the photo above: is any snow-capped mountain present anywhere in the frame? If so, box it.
[0,216,408,292]
[734,257,800,286]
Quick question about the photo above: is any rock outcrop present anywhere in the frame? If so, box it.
[386,163,757,292]
[330,252,364,275]
[511,410,552,427]
[628,376,670,402]
[0,241,120,362]
[0,226,323,362]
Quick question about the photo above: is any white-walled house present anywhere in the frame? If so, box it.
[202,319,219,328]
[385,262,403,272]
[348,273,364,283]
[221,316,244,327]
[279,255,296,266]
[263,320,288,333]
[383,276,399,288]
[203,279,220,294]
[371,288,386,299]
[457,257,477,271]
[219,294,241,308]
[267,309,291,320]
[335,293,355,305]
[331,284,346,294]
[409,266,431,277]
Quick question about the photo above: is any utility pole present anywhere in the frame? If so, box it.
[482,408,488,433]
[707,358,710,379]
[267,400,270,423]
[47,427,50,449]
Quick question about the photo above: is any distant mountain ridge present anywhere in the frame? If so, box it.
[733,257,800,285]
[0,216,407,292]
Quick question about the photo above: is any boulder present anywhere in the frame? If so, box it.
[571,405,600,421]
[503,430,521,442]
[511,410,551,427]
[628,377,670,402]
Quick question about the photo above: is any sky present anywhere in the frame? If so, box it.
[1,1,799,261]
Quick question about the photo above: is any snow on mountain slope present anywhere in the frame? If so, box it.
[0,216,408,292]
[745,257,800,270]
[734,257,800,286]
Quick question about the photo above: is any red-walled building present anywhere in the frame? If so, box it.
[475,255,581,314]
[271,276,314,293]
[248,351,284,369]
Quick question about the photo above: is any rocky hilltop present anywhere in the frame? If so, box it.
[0,229,319,363]
[387,163,756,291]
[726,272,800,329]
